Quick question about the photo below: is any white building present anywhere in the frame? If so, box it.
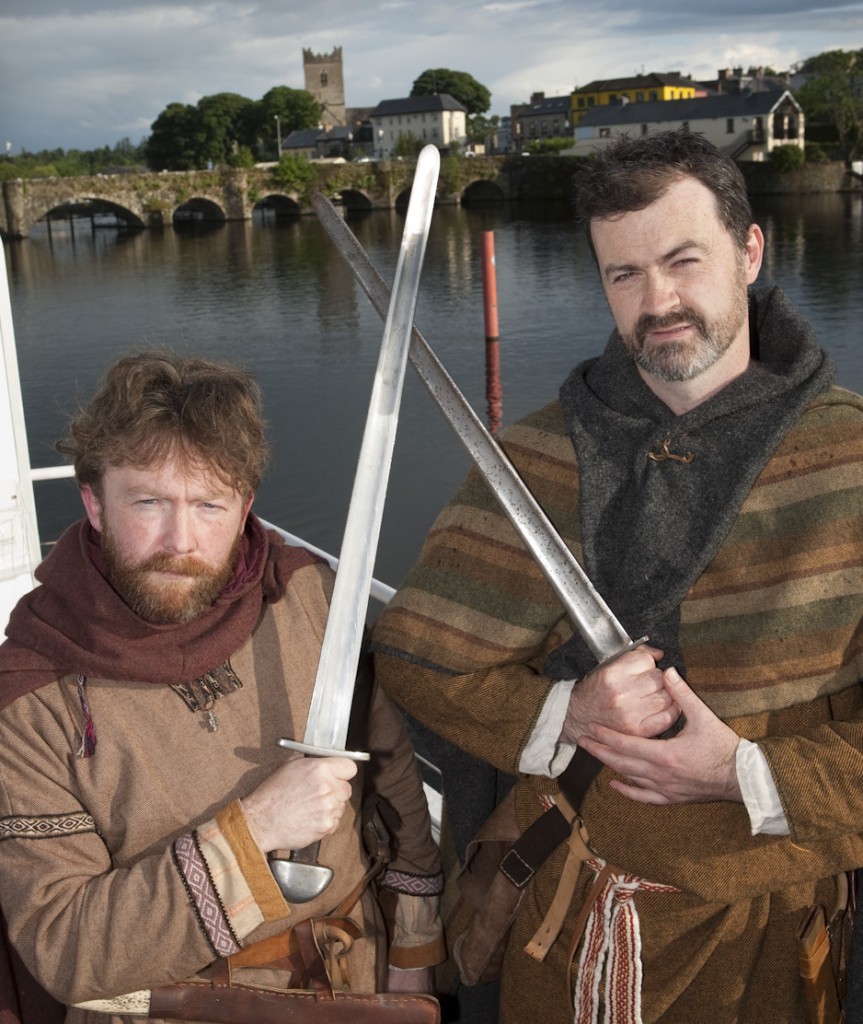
[369,94,467,159]
[567,90,804,161]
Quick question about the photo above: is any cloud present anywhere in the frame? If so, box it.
[1,0,860,152]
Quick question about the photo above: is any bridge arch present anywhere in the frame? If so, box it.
[38,196,145,231]
[339,189,373,213]
[174,197,226,223]
[253,194,302,219]
[461,179,507,205]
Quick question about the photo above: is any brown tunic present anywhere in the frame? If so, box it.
[0,559,443,1023]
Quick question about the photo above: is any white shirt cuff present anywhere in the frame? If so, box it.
[519,679,577,777]
[736,738,789,835]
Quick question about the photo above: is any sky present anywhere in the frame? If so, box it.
[1,0,862,154]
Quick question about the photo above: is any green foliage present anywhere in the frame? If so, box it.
[195,92,258,167]
[467,113,500,145]
[258,86,322,157]
[268,154,317,193]
[804,142,829,163]
[393,133,425,158]
[147,102,200,170]
[145,86,321,171]
[769,144,806,171]
[227,145,256,169]
[437,154,464,195]
[525,137,573,155]
[411,68,491,115]
[797,49,863,161]
[0,138,147,179]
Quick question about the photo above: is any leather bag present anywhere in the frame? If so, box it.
[148,917,440,1024]
[444,788,524,986]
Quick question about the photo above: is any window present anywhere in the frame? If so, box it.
[649,91,658,101]
[726,118,734,133]
[641,124,648,136]
[587,96,595,107]
[321,72,328,87]
[599,127,611,138]
[578,97,585,108]
[636,92,644,102]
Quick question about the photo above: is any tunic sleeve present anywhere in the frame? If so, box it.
[0,689,285,1004]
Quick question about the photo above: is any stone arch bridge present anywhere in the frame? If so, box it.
[0,157,542,240]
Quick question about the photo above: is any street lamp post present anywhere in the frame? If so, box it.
[274,115,282,159]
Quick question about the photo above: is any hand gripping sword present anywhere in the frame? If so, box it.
[269,145,440,903]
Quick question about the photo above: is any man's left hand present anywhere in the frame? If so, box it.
[577,667,743,805]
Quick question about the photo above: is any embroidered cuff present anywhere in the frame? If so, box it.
[215,799,287,921]
[172,832,242,958]
[195,818,266,941]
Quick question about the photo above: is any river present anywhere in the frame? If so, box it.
[3,190,863,590]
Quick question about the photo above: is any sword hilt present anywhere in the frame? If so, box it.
[269,740,369,903]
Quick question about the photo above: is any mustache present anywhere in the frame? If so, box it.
[140,554,211,577]
[634,307,708,344]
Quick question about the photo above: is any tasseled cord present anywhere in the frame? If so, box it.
[76,674,97,758]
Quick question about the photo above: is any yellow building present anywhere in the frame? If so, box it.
[572,72,698,126]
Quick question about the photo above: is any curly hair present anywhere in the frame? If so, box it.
[56,351,269,497]
[574,128,753,254]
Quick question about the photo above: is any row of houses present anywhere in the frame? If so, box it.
[515,69,805,161]
[281,67,805,163]
[282,93,468,161]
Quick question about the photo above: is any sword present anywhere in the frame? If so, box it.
[312,192,646,666]
[270,145,440,903]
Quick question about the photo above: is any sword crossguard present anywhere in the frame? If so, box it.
[277,738,370,761]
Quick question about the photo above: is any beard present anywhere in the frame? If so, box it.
[102,524,241,625]
[620,273,749,384]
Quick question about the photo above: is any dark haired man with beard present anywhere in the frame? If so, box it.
[372,130,863,1022]
[0,352,443,1024]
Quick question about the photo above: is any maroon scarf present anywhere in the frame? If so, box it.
[0,514,320,1023]
[0,513,320,711]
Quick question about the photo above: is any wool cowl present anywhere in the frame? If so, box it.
[546,285,836,683]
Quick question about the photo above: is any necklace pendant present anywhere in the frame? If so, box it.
[205,709,219,732]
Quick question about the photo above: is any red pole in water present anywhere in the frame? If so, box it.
[482,230,502,434]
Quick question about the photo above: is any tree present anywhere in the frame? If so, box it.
[411,69,491,115]
[146,102,200,170]
[797,49,863,162]
[195,92,257,167]
[467,113,500,145]
[257,86,322,156]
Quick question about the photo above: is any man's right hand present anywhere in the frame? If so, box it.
[241,756,358,853]
[559,645,680,745]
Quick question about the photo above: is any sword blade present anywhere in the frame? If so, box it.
[312,192,639,666]
[302,145,440,752]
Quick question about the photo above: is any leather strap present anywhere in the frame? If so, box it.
[499,746,603,889]
[524,814,595,961]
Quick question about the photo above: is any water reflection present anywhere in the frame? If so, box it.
[4,192,863,587]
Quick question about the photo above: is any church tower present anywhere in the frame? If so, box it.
[303,47,346,127]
